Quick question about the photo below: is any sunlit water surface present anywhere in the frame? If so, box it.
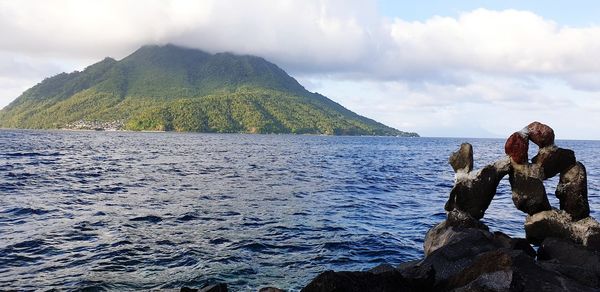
[1,130,598,291]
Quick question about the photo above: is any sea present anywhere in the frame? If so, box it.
[1,129,598,291]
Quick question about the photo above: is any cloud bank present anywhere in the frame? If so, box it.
[0,0,599,138]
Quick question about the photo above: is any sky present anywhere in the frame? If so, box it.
[1,0,600,139]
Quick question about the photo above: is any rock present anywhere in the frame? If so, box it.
[537,237,600,288]
[199,284,228,292]
[556,162,590,221]
[449,143,473,173]
[396,259,434,285]
[524,209,573,245]
[445,158,511,219]
[444,249,514,291]
[524,210,600,249]
[300,270,431,292]
[446,209,489,230]
[571,217,600,251]
[396,259,421,271]
[531,146,576,179]
[538,261,600,289]
[423,220,491,256]
[368,263,395,274]
[419,225,593,291]
[258,287,286,292]
[491,231,536,258]
[507,249,595,291]
[527,121,555,148]
[509,164,551,215]
[538,237,600,272]
[505,131,529,164]
[452,269,512,292]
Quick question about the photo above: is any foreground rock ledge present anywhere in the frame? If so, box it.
[302,222,600,292]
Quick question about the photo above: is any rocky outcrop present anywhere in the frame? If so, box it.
[303,222,599,291]
[302,121,597,291]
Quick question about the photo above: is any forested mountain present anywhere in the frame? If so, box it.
[0,44,418,136]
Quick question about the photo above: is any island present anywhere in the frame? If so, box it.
[0,44,418,137]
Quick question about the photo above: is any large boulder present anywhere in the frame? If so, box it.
[527,121,555,148]
[524,209,600,250]
[423,219,491,256]
[418,224,595,291]
[531,146,576,180]
[505,131,529,164]
[509,164,551,215]
[556,162,590,221]
[524,209,573,245]
[445,158,511,219]
[538,237,600,288]
[571,217,600,250]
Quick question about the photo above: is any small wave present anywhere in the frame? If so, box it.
[176,214,198,221]
[130,215,163,223]
[209,238,231,245]
[1,207,52,216]
[3,151,61,157]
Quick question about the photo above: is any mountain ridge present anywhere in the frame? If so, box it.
[0,44,418,137]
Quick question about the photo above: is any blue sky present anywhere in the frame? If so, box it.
[378,0,599,26]
[1,0,599,139]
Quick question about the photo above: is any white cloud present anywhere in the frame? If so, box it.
[384,9,600,80]
[0,1,599,138]
[1,1,599,82]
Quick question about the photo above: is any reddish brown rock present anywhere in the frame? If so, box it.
[505,132,529,164]
[527,121,555,147]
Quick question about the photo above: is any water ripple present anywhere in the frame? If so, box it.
[0,130,598,291]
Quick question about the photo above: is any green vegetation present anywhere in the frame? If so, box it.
[0,44,418,136]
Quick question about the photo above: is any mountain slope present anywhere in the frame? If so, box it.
[0,44,418,136]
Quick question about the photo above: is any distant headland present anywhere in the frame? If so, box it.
[0,44,418,137]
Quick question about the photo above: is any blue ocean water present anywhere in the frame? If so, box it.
[0,130,598,291]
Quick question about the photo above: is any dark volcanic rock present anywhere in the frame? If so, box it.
[259,287,286,292]
[505,131,529,164]
[423,220,491,256]
[491,231,536,258]
[509,165,551,215]
[368,263,395,274]
[200,284,228,292]
[419,225,594,291]
[538,238,600,288]
[572,217,600,250]
[527,121,555,147]
[447,209,490,229]
[449,143,473,173]
[445,158,511,219]
[556,162,590,221]
[538,237,600,272]
[525,210,600,250]
[531,146,576,180]
[181,284,228,292]
[524,209,573,245]
[300,269,431,292]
